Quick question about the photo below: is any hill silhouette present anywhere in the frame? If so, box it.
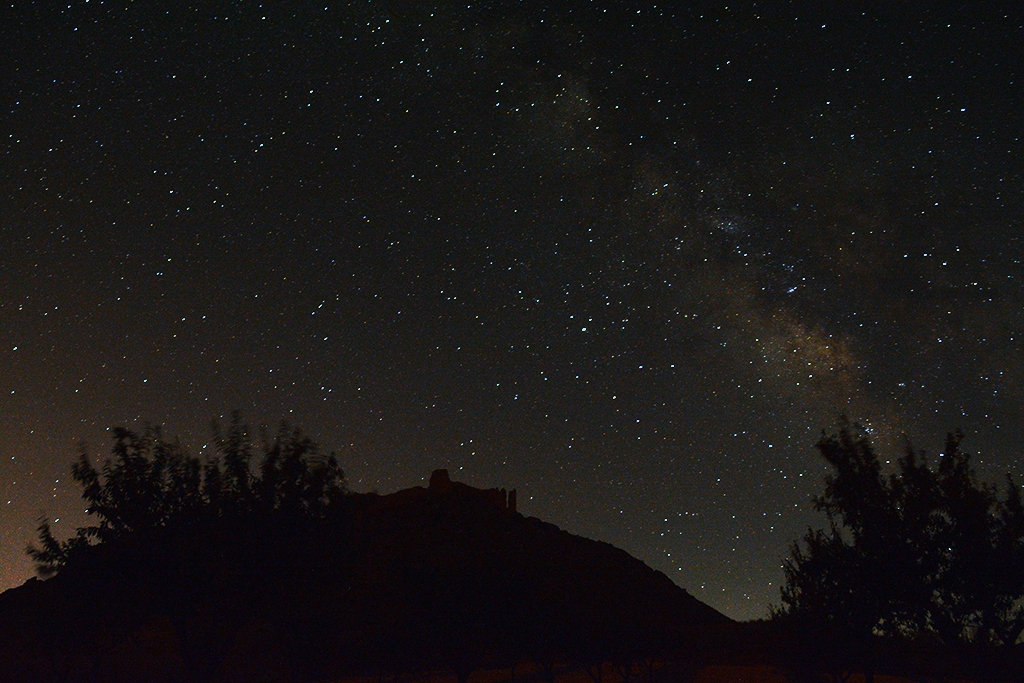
[0,469,728,682]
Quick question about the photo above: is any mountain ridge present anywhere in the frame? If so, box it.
[0,469,729,682]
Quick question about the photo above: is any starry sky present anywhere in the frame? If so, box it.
[1,2,1022,620]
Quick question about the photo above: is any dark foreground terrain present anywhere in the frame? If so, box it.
[0,470,729,682]
[2,469,1020,682]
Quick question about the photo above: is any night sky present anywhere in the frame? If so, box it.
[2,2,1022,620]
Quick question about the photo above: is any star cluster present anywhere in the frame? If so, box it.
[1,3,1022,619]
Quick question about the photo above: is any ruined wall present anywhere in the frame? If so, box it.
[428,469,516,513]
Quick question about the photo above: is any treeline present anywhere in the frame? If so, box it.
[28,413,347,577]
[19,414,1024,682]
[13,415,716,683]
[775,418,1024,682]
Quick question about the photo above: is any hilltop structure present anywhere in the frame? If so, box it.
[0,469,726,682]
[376,467,517,510]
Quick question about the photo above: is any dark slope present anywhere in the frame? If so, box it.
[0,471,728,682]
[336,471,728,673]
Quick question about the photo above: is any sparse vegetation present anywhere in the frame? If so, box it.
[8,414,1024,682]
[8,414,725,682]
[775,417,1024,682]
[28,413,348,577]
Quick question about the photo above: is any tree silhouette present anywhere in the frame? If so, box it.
[253,422,346,517]
[777,418,1024,681]
[927,435,1024,647]
[211,412,256,511]
[25,516,91,578]
[17,415,722,680]
[27,414,348,577]
[21,414,355,681]
[72,426,202,539]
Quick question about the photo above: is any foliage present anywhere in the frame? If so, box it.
[25,517,92,578]
[776,417,1024,680]
[27,413,348,577]
[18,420,720,681]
